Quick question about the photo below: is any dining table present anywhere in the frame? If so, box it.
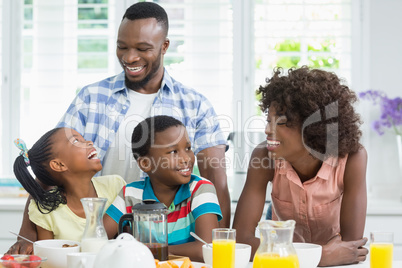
[2,253,401,267]
[245,260,402,268]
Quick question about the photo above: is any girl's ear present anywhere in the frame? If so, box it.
[138,157,152,173]
[49,159,68,173]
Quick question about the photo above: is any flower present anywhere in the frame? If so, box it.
[359,90,402,136]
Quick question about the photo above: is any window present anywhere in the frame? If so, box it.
[1,0,118,177]
[0,0,356,198]
[77,0,110,70]
[253,0,352,90]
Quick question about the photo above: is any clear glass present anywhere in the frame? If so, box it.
[253,220,299,268]
[370,232,393,268]
[212,228,236,268]
[80,197,108,253]
[132,203,169,261]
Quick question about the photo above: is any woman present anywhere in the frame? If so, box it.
[233,66,369,266]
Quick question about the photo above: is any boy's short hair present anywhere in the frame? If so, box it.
[131,115,184,160]
[123,2,169,37]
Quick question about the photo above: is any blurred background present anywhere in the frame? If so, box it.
[1,0,402,256]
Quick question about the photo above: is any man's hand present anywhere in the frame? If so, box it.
[5,239,33,255]
[319,234,368,266]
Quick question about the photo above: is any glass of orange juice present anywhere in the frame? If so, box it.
[370,231,393,268]
[212,228,236,268]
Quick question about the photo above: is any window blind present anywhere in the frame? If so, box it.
[0,0,354,182]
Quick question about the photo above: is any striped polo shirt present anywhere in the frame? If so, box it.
[106,174,222,245]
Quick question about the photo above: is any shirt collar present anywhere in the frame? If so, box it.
[112,69,174,96]
[278,157,339,182]
[142,177,159,202]
[142,176,192,205]
[111,71,128,95]
[162,68,174,94]
[173,175,193,205]
[315,157,340,181]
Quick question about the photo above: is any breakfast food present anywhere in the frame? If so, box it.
[154,258,208,268]
[62,243,78,248]
[0,254,42,268]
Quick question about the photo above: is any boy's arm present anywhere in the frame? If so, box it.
[197,145,230,228]
[5,197,37,254]
[168,213,218,262]
[103,214,119,239]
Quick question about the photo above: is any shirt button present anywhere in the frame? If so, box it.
[122,106,127,110]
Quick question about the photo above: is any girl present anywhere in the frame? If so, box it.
[14,127,125,242]
[233,66,369,266]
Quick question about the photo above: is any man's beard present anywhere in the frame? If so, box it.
[124,52,162,91]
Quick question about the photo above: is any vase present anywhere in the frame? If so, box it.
[398,135,402,178]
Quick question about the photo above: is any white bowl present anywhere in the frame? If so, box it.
[33,239,80,268]
[293,242,322,268]
[202,243,251,268]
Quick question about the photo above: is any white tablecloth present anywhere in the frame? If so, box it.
[246,260,402,268]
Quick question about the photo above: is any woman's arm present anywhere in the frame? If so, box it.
[320,147,369,266]
[232,142,274,259]
[168,213,219,261]
[340,147,368,240]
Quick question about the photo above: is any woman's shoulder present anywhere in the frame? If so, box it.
[250,141,276,170]
[251,141,270,158]
[345,146,367,166]
[343,146,368,186]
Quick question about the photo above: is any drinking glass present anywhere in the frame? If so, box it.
[370,231,393,268]
[212,228,236,268]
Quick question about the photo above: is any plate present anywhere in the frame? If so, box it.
[159,260,211,268]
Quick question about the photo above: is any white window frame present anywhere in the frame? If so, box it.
[1,0,23,177]
[1,0,363,182]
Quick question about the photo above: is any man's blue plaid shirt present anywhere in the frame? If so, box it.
[57,69,227,166]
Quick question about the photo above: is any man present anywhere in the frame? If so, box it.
[8,2,230,254]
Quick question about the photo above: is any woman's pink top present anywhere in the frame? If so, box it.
[271,155,348,245]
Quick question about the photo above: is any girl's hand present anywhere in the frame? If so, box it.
[5,240,33,255]
[319,234,368,266]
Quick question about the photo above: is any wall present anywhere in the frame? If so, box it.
[361,0,402,200]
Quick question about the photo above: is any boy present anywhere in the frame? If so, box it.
[104,115,222,261]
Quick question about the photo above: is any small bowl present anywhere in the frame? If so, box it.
[293,242,322,268]
[33,239,80,268]
[0,254,47,268]
[202,243,251,268]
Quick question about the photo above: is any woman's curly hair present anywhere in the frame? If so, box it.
[256,66,362,159]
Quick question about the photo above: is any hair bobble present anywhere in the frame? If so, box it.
[14,138,30,165]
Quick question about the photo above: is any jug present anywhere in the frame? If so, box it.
[253,220,299,268]
[93,233,156,268]
[80,197,108,253]
[119,201,169,261]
